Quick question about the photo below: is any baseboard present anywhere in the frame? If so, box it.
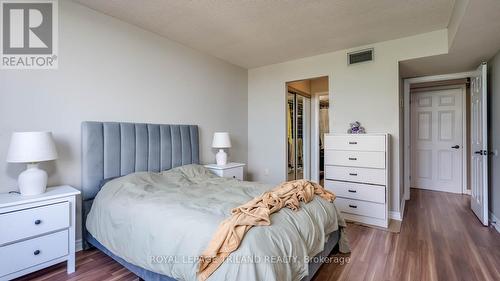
[389,199,406,221]
[489,212,500,233]
[389,211,402,221]
[413,186,462,194]
[464,189,471,195]
[76,239,83,252]
[400,198,406,220]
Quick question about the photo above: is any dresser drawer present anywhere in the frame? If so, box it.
[325,180,385,203]
[325,150,385,169]
[0,230,68,277]
[335,198,386,219]
[0,202,70,246]
[325,135,386,151]
[325,165,386,185]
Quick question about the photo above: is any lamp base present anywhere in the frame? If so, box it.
[18,163,47,196]
[216,149,228,166]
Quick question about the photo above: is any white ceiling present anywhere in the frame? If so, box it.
[74,0,454,69]
[400,0,500,77]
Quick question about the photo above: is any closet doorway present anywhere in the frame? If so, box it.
[286,76,329,182]
[287,86,310,181]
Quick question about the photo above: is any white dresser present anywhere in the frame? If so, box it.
[0,186,80,280]
[324,134,389,228]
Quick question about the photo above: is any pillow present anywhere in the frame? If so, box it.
[176,164,216,179]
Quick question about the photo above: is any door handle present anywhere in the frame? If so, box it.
[474,150,484,155]
[451,145,460,149]
[348,189,357,193]
[348,205,357,209]
[348,157,357,161]
[475,150,492,156]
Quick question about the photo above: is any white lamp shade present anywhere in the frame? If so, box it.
[7,132,58,163]
[212,132,231,148]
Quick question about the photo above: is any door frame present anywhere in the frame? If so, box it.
[311,91,329,183]
[403,71,474,200]
[286,87,311,181]
[410,85,466,194]
[284,76,329,183]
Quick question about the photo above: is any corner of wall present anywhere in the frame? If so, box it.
[447,0,470,48]
[488,49,500,220]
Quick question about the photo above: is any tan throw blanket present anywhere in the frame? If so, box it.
[197,179,336,281]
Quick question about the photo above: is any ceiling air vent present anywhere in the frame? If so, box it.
[348,48,374,65]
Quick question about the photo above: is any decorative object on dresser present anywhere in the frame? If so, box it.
[6,132,58,196]
[347,121,366,134]
[204,163,245,181]
[0,185,80,281]
[324,134,389,227]
[212,132,232,166]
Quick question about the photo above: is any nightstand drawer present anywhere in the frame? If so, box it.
[324,180,385,203]
[205,163,245,181]
[0,202,70,246]
[0,230,69,277]
[221,168,244,180]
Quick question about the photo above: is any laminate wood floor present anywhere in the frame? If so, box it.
[15,189,500,281]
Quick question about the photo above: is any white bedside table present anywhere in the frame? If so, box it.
[0,185,80,281]
[204,163,246,180]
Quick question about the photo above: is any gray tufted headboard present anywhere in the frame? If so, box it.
[81,121,199,249]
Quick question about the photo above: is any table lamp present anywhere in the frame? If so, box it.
[212,132,231,166]
[6,132,58,196]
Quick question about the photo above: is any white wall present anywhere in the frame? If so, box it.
[247,30,448,213]
[488,50,500,221]
[0,1,248,239]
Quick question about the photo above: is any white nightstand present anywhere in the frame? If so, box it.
[204,163,246,180]
[0,185,80,281]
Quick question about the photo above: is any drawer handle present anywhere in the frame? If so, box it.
[348,157,357,161]
[349,173,358,176]
[348,141,357,145]
[34,219,42,225]
[348,205,358,209]
[348,189,357,193]
[33,250,41,256]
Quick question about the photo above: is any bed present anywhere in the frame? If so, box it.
[81,121,346,281]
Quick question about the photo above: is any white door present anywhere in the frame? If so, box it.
[411,88,463,193]
[471,63,489,226]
